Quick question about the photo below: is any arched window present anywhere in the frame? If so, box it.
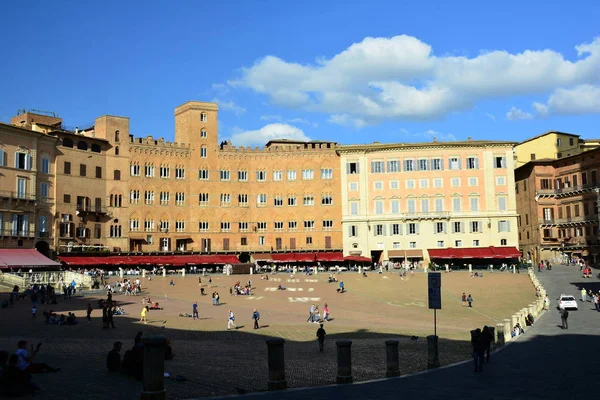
[62,138,73,148]
[115,146,119,155]
[110,194,114,207]
[118,195,122,207]
[77,141,88,151]
[115,130,120,142]
[91,144,101,153]
[114,170,121,181]
[200,129,207,138]
[200,113,207,122]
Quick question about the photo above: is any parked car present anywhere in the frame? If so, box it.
[558,294,578,310]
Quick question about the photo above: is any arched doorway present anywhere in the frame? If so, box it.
[35,241,51,258]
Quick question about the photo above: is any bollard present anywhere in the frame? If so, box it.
[385,340,400,377]
[468,264,472,273]
[496,323,505,345]
[537,298,544,314]
[521,308,528,324]
[426,335,440,369]
[336,340,353,383]
[503,319,511,343]
[511,314,519,331]
[142,269,146,278]
[162,269,166,277]
[528,304,535,318]
[181,268,186,277]
[266,338,287,390]
[141,335,167,400]
[119,268,124,278]
[250,267,253,275]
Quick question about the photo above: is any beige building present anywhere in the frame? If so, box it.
[339,139,520,264]
[0,119,59,256]
[514,131,600,168]
[1,102,343,261]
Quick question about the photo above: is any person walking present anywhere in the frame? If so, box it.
[462,293,467,307]
[140,306,148,324]
[316,323,326,352]
[307,304,315,323]
[471,329,486,372]
[544,295,550,311]
[192,302,199,320]
[86,302,93,323]
[581,287,587,302]
[560,308,569,330]
[227,310,237,330]
[252,309,260,329]
[467,294,473,308]
[323,303,330,322]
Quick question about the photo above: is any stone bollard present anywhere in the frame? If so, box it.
[468,264,472,273]
[119,268,124,278]
[521,308,529,322]
[250,267,253,275]
[141,335,167,400]
[537,298,544,314]
[336,340,353,383]
[512,265,516,274]
[511,314,519,331]
[385,340,400,377]
[266,338,287,390]
[142,269,146,278]
[529,303,535,318]
[181,268,186,277]
[426,335,440,369]
[496,323,505,345]
[162,269,166,277]
[202,268,206,276]
[503,319,511,343]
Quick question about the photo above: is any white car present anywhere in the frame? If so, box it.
[558,294,578,310]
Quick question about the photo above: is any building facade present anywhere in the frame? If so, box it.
[0,121,59,256]
[1,102,343,260]
[514,131,600,168]
[515,147,600,264]
[338,140,519,263]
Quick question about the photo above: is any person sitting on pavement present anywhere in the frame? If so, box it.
[107,342,122,372]
[14,341,60,374]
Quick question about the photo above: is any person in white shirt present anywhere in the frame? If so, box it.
[227,310,237,330]
[15,341,59,373]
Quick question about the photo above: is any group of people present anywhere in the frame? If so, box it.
[461,293,474,308]
[0,341,60,397]
[42,311,79,325]
[231,280,252,296]
[580,288,600,312]
[470,326,494,372]
[307,303,330,323]
[107,278,142,295]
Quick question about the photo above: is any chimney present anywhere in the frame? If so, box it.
[433,137,437,143]
[468,136,472,142]
[75,126,79,134]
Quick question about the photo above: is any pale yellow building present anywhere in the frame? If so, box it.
[339,139,520,264]
[514,131,600,167]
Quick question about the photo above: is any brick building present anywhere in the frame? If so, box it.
[515,147,600,265]
[1,102,342,261]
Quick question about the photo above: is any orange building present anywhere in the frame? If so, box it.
[1,102,342,262]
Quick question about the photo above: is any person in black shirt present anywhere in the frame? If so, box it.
[316,324,326,352]
[107,342,122,372]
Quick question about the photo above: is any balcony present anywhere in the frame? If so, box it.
[0,190,37,202]
[538,217,555,225]
[76,205,111,215]
[555,183,600,198]
[36,196,54,205]
[554,215,599,225]
[0,229,35,238]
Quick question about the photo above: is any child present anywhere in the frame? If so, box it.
[32,305,37,319]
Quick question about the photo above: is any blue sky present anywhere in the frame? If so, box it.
[1,1,599,146]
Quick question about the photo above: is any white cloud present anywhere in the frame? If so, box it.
[231,35,600,125]
[211,83,229,95]
[506,106,533,121]
[533,84,600,116]
[211,98,246,116]
[260,115,282,121]
[485,112,496,121]
[260,115,318,127]
[398,128,457,142]
[229,123,311,147]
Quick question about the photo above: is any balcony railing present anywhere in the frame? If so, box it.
[0,229,35,238]
[538,218,555,224]
[556,183,600,196]
[555,215,599,224]
[37,196,54,205]
[76,205,109,214]
[0,191,36,201]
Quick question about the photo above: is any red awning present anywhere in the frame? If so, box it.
[315,252,344,262]
[428,248,457,259]
[452,248,495,259]
[490,246,521,259]
[294,253,316,262]
[58,254,241,267]
[343,255,371,263]
[0,249,61,269]
[271,253,297,263]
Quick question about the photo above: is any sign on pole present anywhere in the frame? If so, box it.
[428,272,441,310]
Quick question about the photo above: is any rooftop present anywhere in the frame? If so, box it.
[517,130,580,146]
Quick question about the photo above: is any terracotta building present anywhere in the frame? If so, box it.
[515,147,600,265]
[338,139,520,264]
[1,102,342,261]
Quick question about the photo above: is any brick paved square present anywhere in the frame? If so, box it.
[0,270,535,399]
